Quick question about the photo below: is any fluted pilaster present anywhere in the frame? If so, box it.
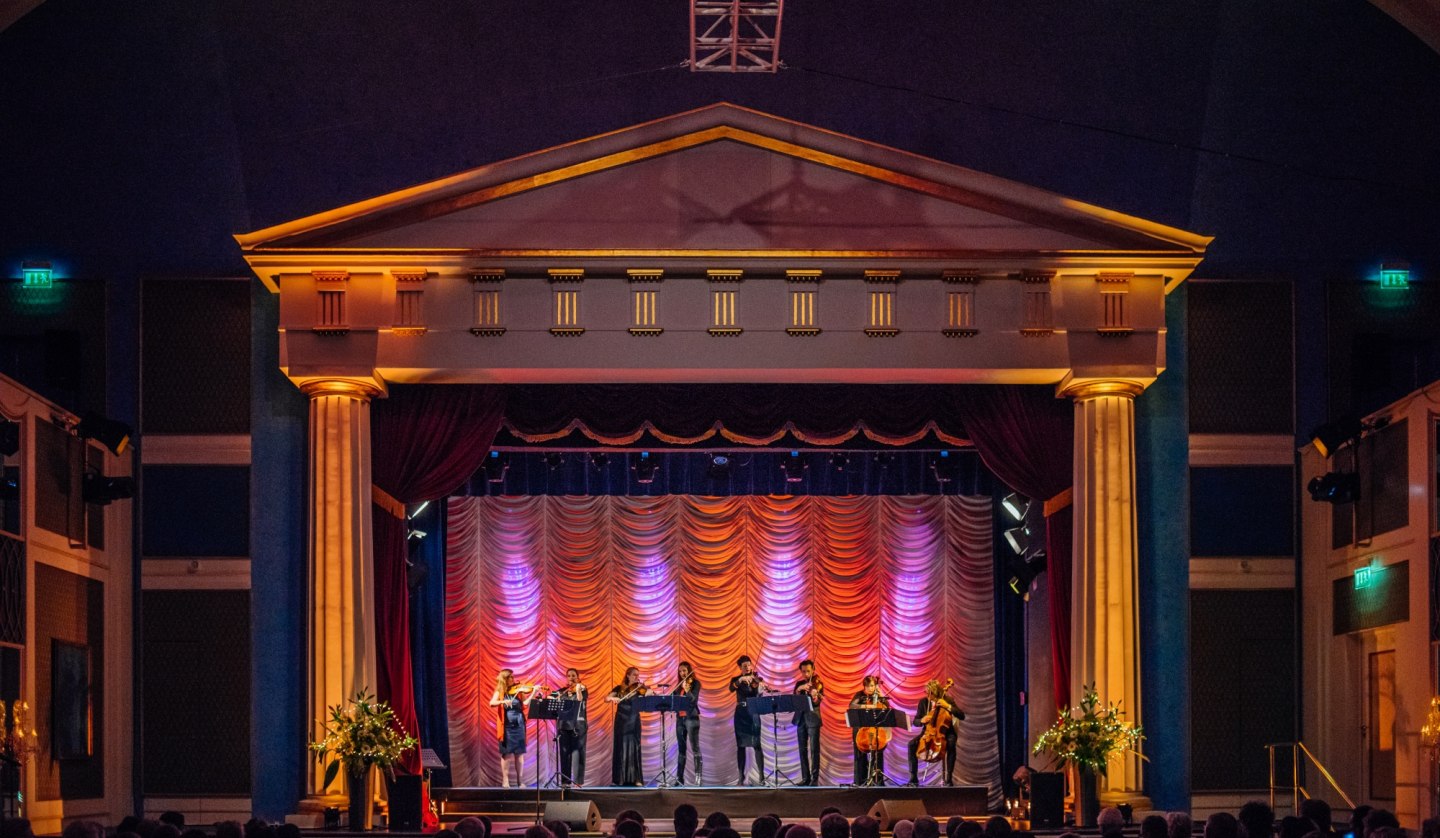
[303,377,383,795]
[1065,379,1145,796]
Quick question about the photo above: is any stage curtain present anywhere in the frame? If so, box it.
[501,384,970,446]
[445,494,1004,806]
[370,384,506,806]
[948,385,1074,708]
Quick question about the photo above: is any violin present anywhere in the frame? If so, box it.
[615,681,651,702]
[507,682,546,698]
[914,678,956,763]
[798,675,824,705]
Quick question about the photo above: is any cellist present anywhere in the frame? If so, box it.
[849,675,891,785]
[907,678,965,786]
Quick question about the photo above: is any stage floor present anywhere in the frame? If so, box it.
[437,784,992,822]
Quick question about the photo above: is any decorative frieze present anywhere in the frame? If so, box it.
[1018,270,1055,336]
[786,270,821,336]
[549,269,584,336]
[469,269,506,336]
[864,271,900,337]
[1097,272,1133,334]
[311,270,349,334]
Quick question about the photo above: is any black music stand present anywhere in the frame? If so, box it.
[845,706,908,787]
[635,693,692,787]
[529,695,581,817]
[419,748,447,822]
[746,693,807,788]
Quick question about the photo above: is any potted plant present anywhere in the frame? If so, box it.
[310,690,418,831]
[1032,684,1143,828]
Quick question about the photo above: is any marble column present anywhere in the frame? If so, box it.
[1064,379,1146,798]
[302,377,384,795]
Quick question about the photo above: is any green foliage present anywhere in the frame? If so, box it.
[309,689,418,788]
[1032,684,1144,776]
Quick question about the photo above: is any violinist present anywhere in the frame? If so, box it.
[728,655,766,785]
[849,675,890,786]
[792,659,823,786]
[606,666,647,786]
[907,678,964,786]
[555,667,588,787]
[489,668,536,787]
[672,661,702,785]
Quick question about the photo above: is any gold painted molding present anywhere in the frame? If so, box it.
[297,377,387,400]
[1058,379,1147,400]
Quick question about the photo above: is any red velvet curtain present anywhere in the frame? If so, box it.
[948,385,1074,708]
[371,384,506,795]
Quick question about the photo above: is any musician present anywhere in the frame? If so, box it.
[555,667,588,787]
[606,667,647,786]
[673,661,703,784]
[848,675,890,786]
[907,678,964,786]
[792,659,823,786]
[488,668,532,787]
[728,655,765,784]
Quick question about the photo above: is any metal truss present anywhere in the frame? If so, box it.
[689,1,784,73]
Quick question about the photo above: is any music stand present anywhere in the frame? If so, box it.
[419,748,447,821]
[745,694,807,788]
[635,693,692,787]
[529,694,581,818]
[845,706,908,787]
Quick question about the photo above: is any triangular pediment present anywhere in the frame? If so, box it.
[236,103,1209,255]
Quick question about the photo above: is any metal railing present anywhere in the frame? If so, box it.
[1266,741,1356,814]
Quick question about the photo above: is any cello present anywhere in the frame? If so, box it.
[854,678,892,752]
[914,678,956,762]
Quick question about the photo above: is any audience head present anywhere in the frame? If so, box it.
[1142,815,1170,838]
[616,810,645,826]
[180,830,208,838]
[0,820,34,838]
[1362,810,1399,838]
[456,817,488,838]
[117,818,142,837]
[523,827,555,838]
[1279,816,1309,838]
[674,804,700,838]
[983,817,1012,838]
[1057,833,1082,838]
[1206,812,1240,838]
[1239,800,1275,838]
[710,829,743,838]
[776,826,793,838]
[1349,807,1372,838]
[613,821,643,838]
[1169,812,1195,838]
[275,825,299,838]
[852,816,882,838]
[821,813,851,838]
[60,822,104,838]
[1422,818,1440,838]
[786,827,817,838]
[894,820,916,838]
[753,817,782,838]
[1299,800,1332,835]
[436,831,461,838]
[154,824,183,838]
[545,822,571,838]
[137,821,163,838]
[160,813,186,829]
[914,817,942,838]
[946,818,967,838]
[819,808,843,821]
[704,813,731,830]
[479,816,495,838]
[215,821,243,838]
[1098,807,1126,838]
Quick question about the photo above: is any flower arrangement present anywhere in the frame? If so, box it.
[309,690,418,788]
[1032,684,1144,776]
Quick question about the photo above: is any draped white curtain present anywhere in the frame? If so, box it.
[446,495,1001,804]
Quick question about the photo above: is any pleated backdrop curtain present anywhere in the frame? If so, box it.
[445,494,1004,806]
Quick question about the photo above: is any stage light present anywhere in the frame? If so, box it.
[407,529,428,540]
[930,450,957,484]
[1002,492,1027,521]
[874,452,896,470]
[1309,418,1364,458]
[633,451,658,484]
[1308,471,1359,504]
[82,472,134,505]
[543,452,565,470]
[1006,553,1047,599]
[706,452,732,479]
[75,412,132,456]
[589,452,609,470]
[408,500,430,519]
[781,451,808,483]
[482,451,509,482]
[1004,526,1030,555]
[0,420,17,457]
[829,452,850,472]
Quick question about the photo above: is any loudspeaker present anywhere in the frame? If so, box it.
[867,799,928,830]
[1029,771,1065,829]
[544,800,601,832]
[388,775,424,831]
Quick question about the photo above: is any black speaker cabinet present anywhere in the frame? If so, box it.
[544,800,601,832]
[1029,771,1065,829]
[387,774,423,831]
[867,798,928,830]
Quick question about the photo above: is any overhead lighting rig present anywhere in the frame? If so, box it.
[689,1,784,73]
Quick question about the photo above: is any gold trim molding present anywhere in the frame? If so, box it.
[1057,378,1147,400]
[296,376,387,400]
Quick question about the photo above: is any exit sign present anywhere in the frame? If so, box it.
[1379,262,1410,289]
[21,260,52,288]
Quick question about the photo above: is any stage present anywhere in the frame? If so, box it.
[436,784,992,822]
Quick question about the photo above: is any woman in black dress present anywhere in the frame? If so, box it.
[488,668,531,787]
[728,654,765,785]
[606,667,647,786]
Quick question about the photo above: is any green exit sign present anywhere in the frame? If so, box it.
[1379,262,1410,289]
[21,261,52,288]
[1355,558,1384,589]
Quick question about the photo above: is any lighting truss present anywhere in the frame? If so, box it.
[689,1,784,73]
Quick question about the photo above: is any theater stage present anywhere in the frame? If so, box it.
[436,784,992,823]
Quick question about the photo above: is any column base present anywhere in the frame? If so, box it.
[288,794,349,828]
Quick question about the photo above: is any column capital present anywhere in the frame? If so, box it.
[296,375,387,401]
[1056,376,1148,401]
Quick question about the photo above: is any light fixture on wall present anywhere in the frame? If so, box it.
[1307,471,1360,504]
[781,451,808,483]
[632,451,658,484]
[75,412,132,456]
[82,472,134,505]
[482,451,509,483]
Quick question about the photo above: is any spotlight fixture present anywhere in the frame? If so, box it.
[82,472,134,505]
[482,451,510,483]
[588,452,610,470]
[1308,471,1360,504]
[542,452,565,471]
[1006,553,1047,599]
[781,451,808,483]
[874,452,896,470]
[930,450,958,484]
[407,529,428,540]
[1309,417,1365,458]
[706,452,732,479]
[1001,492,1027,522]
[1004,526,1031,555]
[407,500,430,519]
[0,420,17,457]
[632,451,658,484]
[75,412,132,456]
[829,452,851,472]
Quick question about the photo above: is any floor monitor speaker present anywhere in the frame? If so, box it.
[1029,771,1066,829]
[544,800,602,832]
[867,798,928,830]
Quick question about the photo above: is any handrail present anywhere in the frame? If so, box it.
[1265,741,1357,815]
